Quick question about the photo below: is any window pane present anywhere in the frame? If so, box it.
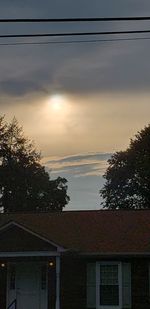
[100,265,118,285]
[100,285,119,305]
[100,264,119,306]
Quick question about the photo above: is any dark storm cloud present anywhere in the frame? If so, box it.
[0,78,47,96]
[0,1,150,98]
[0,0,149,18]
[1,41,150,97]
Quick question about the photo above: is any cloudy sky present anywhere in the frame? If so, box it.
[0,1,150,209]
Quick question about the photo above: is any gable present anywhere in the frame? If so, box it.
[0,223,57,252]
[0,210,150,255]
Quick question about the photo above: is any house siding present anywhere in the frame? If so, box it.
[59,257,150,309]
[0,256,149,309]
[60,256,87,309]
[132,259,149,309]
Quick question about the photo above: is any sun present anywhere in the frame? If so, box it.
[45,93,71,122]
[50,94,65,111]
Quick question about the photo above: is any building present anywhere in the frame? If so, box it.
[0,209,149,309]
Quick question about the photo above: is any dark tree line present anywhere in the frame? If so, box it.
[101,124,150,209]
[0,116,69,212]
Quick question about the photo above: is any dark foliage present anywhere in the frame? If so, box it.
[0,116,69,212]
[100,124,150,209]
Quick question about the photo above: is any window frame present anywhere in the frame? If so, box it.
[96,261,122,309]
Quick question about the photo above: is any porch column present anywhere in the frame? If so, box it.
[55,256,60,309]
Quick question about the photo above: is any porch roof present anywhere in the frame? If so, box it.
[0,209,150,255]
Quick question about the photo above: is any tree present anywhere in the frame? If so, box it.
[0,116,69,212]
[100,124,150,209]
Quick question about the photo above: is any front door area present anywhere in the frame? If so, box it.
[7,262,48,309]
[16,263,40,309]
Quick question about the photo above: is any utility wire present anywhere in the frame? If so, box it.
[0,17,150,22]
[0,36,150,46]
[1,29,150,39]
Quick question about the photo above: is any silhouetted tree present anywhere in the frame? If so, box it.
[100,124,150,209]
[0,116,69,212]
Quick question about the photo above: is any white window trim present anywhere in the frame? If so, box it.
[96,261,122,309]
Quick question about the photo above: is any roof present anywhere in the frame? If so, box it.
[0,209,150,255]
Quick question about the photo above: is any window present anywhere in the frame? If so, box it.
[96,262,122,309]
[86,261,132,309]
[87,262,131,309]
[99,264,119,306]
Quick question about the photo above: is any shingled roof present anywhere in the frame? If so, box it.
[0,210,150,255]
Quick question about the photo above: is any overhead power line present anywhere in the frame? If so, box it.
[0,17,150,23]
[1,29,150,39]
[0,36,150,47]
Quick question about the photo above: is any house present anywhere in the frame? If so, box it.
[0,209,149,309]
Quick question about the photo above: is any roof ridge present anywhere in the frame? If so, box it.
[0,208,150,217]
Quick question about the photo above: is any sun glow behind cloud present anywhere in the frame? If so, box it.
[46,93,71,117]
[2,92,150,158]
[48,94,66,111]
[1,92,150,209]
[33,93,73,137]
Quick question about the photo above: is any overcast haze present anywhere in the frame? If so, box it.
[0,1,150,209]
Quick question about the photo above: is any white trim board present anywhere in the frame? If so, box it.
[0,251,61,257]
[81,252,150,256]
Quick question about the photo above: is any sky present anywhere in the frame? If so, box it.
[0,1,150,210]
